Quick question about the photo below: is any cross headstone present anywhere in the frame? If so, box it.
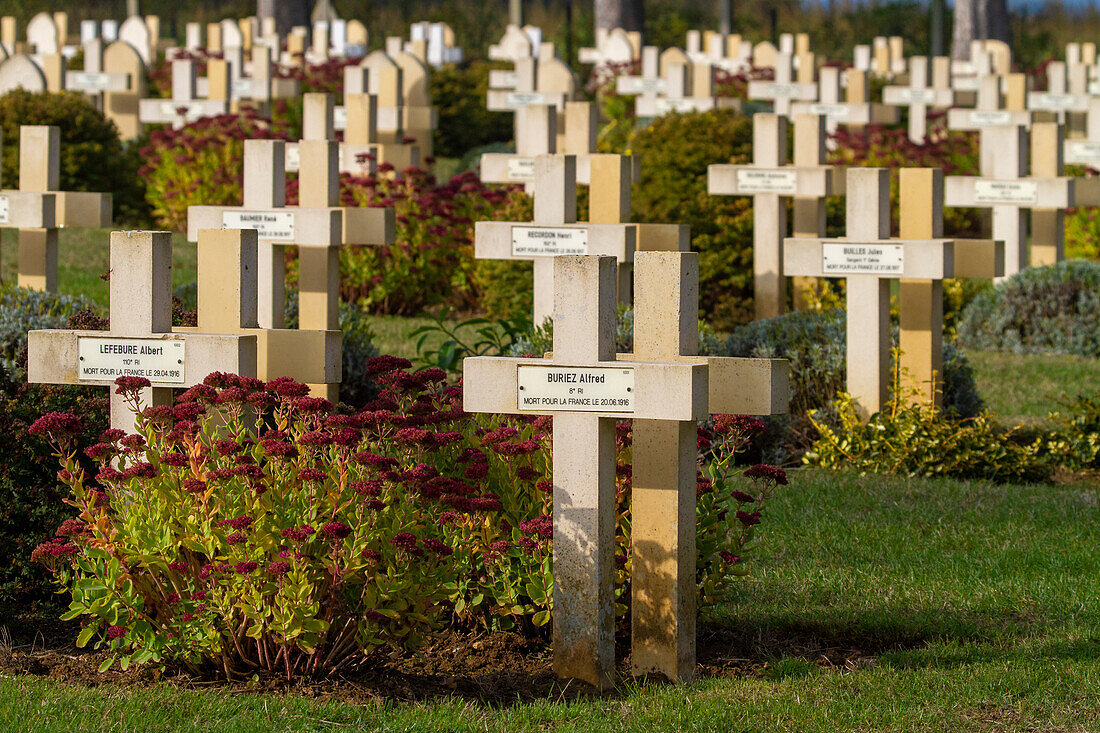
[882,56,956,143]
[177,227,341,393]
[67,38,131,94]
[336,67,421,170]
[0,125,112,291]
[138,58,227,128]
[1028,60,1091,124]
[791,66,899,137]
[707,113,843,319]
[473,155,636,325]
[27,230,257,435]
[462,254,704,687]
[747,52,817,118]
[946,72,1031,132]
[784,168,1004,415]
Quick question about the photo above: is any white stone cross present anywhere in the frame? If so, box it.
[784,168,1003,415]
[946,72,1032,132]
[27,230,257,435]
[882,56,956,143]
[707,113,844,320]
[1063,97,1100,168]
[462,254,706,688]
[1027,60,1091,122]
[473,155,636,325]
[66,38,131,93]
[285,92,384,176]
[747,53,818,118]
[0,125,112,291]
[790,67,899,137]
[486,56,567,112]
[138,58,228,128]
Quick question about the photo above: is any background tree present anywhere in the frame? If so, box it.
[594,0,645,34]
[952,0,1011,58]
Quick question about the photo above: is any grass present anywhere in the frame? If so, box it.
[0,228,197,308]
[965,349,1100,424]
[6,468,1100,731]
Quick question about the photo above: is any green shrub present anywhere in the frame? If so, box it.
[805,392,1051,483]
[1046,393,1100,470]
[0,285,97,377]
[0,89,148,224]
[1064,204,1100,261]
[957,260,1100,357]
[429,62,515,159]
[630,110,755,330]
[726,308,984,419]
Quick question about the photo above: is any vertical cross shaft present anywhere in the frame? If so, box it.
[243,139,287,329]
[752,114,788,320]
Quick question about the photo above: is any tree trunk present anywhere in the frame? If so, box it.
[594,0,645,34]
[258,0,312,36]
[952,0,1011,59]
[719,0,734,35]
[985,0,1011,46]
[951,0,975,59]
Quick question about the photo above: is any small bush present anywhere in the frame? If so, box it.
[805,392,1050,483]
[0,89,148,224]
[957,260,1100,357]
[1065,204,1100,261]
[0,285,97,377]
[1046,393,1100,470]
[430,62,515,159]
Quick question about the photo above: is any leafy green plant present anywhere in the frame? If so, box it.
[1046,393,1100,470]
[429,61,514,159]
[410,307,532,372]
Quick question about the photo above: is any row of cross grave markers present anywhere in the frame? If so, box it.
[946,72,1031,135]
[615,46,741,118]
[138,58,229,129]
[0,126,112,292]
[944,123,1100,279]
[475,152,689,326]
[747,52,818,118]
[1027,60,1092,131]
[488,24,543,63]
[707,113,844,319]
[408,21,463,68]
[286,92,378,176]
[791,66,899,140]
[784,167,1004,416]
[187,138,395,399]
[480,101,639,188]
[27,231,258,435]
[463,251,790,685]
[487,43,577,122]
[684,30,753,73]
[578,26,640,67]
[881,56,956,143]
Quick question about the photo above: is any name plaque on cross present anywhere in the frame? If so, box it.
[232,79,252,96]
[507,92,549,107]
[511,226,589,256]
[736,169,799,194]
[159,101,184,116]
[77,337,186,383]
[822,243,905,274]
[755,82,803,98]
[517,365,635,412]
[0,195,8,225]
[1065,141,1100,165]
[808,103,851,120]
[974,180,1038,205]
[617,77,667,95]
[334,106,347,128]
[970,111,1013,126]
[222,211,295,240]
[69,72,111,90]
[891,88,938,104]
[654,98,698,114]
[1034,94,1076,110]
[507,158,535,181]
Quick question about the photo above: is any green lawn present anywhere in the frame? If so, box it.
[6,468,1100,731]
[965,349,1100,424]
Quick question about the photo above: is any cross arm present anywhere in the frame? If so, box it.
[28,330,257,388]
[707,165,842,197]
[635,223,689,252]
[952,239,1005,279]
[882,87,954,106]
[943,176,1075,208]
[462,356,708,420]
[176,327,342,384]
[747,81,818,101]
[187,205,343,246]
[474,221,637,262]
[486,90,567,111]
[341,206,395,245]
[615,354,789,415]
[945,109,1033,131]
[1068,177,1100,207]
[0,190,56,228]
[783,237,956,279]
[56,192,112,227]
[790,101,900,126]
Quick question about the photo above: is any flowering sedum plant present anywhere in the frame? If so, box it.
[32,360,788,677]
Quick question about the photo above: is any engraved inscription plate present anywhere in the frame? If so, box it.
[1034,93,1077,110]
[334,106,348,128]
[736,169,798,194]
[78,338,185,384]
[507,157,535,181]
[1065,141,1100,165]
[0,195,8,225]
[654,98,700,114]
[975,180,1038,205]
[753,82,804,98]
[223,210,295,240]
[808,103,851,120]
[69,72,111,90]
[517,366,634,412]
[890,88,938,104]
[511,226,589,256]
[506,91,547,108]
[232,79,253,97]
[970,111,1012,126]
[822,243,905,275]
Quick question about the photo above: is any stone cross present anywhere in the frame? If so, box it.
[881,56,956,143]
[27,230,257,435]
[747,52,817,118]
[707,113,843,320]
[177,228,341,394]
[0,125,112,291]
[784,168,1003,415]
[944,124,1089,278]
[473,155,636,325]
[1063,97,1100,168]
[462,254,705,687]
[138,58,227,128]
[625,250,788,682]
[791,67,899,137]
[286,92,381,175]
[1027,60,1091,125]
[187,139,395,356]
[946,72,1031,133]
[337,70,421,170]
[486,56,567,113]
[66,38,131,94]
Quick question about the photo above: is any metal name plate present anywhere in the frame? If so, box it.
[506,92,547,108]
[507,157,535,181]
[517,366,634,412]
[78,338,185,383]
[822,243,905,275]
[223,210,295,241]
[0,195,8,225]
[970,111,1012,126]
[232,79,253,97]
[808,103,851,120]
[892,88,938,104]
[512,226,589,256]
[1065,141,1100,165]
[736,169,798,195]
[1034,93,1076,110]
[69,72,111,89]
[754,82,803,98]
[653,98,699,114]
[974,180,1038,205]
[334,106,348,128]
